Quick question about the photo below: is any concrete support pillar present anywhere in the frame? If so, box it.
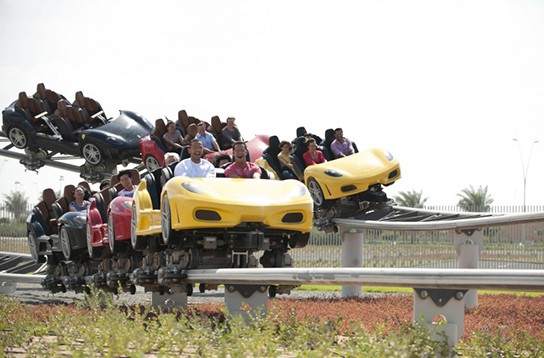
[454,230,483,308]
[340,228,364,298]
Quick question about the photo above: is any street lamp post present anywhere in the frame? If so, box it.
[512,139,539,212]
[59,175,64,195]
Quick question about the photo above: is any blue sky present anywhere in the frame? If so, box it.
[1,0,544,206]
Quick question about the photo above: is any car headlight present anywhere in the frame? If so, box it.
[181,181,205,194]
[324,170,342,177]
[385,151,394,161]
[121,200,132,210]
[288,184,309,198]
[74,214,87,224]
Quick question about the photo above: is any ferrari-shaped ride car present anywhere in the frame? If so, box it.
[130,171,313,289]
[304,147,401,230]
[2,92,153,175]
[26,183,98,293]
[133,176,312,247]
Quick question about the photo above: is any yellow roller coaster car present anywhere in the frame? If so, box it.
[304,147,400,211]
[131,174,313,252]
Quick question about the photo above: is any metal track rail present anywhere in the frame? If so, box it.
[334,206,544,231]
[0,251,44,274]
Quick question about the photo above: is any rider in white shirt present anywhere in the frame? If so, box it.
[174,139,216,178]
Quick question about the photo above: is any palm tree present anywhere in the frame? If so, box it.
[393,190,428,208]
[2,190,29,222]
[457,185,493,212]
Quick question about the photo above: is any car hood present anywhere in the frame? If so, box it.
[164,177,312,206]
[304,147,400,179]
[81,110,153,145]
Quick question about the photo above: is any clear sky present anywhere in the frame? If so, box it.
[1,0,544,206]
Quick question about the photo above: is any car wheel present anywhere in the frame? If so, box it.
[145,154,161,172]
[108,212,117,254]
[161,195,180,245]
[60,226,72,261]
[87,220,101,259]
[8,126,29,149]
[27,231,45,263]
[81,141,103,165]
[131,206,147,250]
[307,177,327,207]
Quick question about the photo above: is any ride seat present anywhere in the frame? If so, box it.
[259,166,274,180]
[145,167,163,210]
[321,128,335,161]
[160,161,178,187]
[33,83,52,113]
[74,91,106,127]
[261,135,285,179]
[45,89,63,113]
[176,110,189,137]
[150,118,168,152]
[66,104,86,130]
[290,155,305,181]
[34,201,52,236]
[92,189,109,223]
[293,136,308,170]
[180,145,190,160]
[15,92,35,124]
[33,83,65,114]
[54,100,84,141]
[42,188,58,234]
[16,92,48,129]
[52,184,76,219]
[188,116,200,126]
[209,116,225,147]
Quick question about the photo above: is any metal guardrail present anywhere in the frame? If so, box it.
[184,267,544,291]
[2,267,543,291]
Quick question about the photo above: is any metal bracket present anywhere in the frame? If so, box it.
[226,284,267,298]
[455,229,474,236]
[413,288,468,347]
[414,288,467,307]
[224,284,269,324]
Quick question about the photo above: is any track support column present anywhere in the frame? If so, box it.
[454,230,483,308]
[0,281,16,295]
[413,288,467,347]
[151,286,188,309]
[339,227,364,297]
[224,284,268,324]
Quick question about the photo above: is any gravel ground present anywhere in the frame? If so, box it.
[3,282,346,307]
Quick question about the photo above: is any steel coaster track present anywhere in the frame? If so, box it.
[334,206,544,231]
[0,251,45,274]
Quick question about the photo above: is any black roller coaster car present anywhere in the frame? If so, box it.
[2,90,153,177]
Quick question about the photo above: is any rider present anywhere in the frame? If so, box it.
[174,139,216,178]
[69,186,90,211]
[224,141,262,179]
[117,170,135,197]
